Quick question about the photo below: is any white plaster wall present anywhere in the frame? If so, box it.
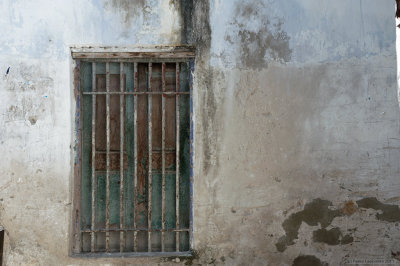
[0,0,398,265]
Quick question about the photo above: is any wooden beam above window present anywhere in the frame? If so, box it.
[71,45,196,60]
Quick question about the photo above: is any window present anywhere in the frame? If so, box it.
[71,47,194,256]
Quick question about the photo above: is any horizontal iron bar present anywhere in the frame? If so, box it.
[93,170,177,174]
[72,251,192,258]
[82,91,189,95]
[78,58,192,63]
[95,151,127,154]
[81,228,189,233]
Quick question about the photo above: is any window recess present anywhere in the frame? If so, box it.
[71,47,194,257]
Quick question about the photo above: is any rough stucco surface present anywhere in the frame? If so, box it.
[0,0,398,265]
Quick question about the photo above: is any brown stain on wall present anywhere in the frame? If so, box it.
[341,201,358,216]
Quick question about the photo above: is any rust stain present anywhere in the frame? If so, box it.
[341,201,358,216]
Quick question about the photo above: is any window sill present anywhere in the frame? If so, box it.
[70,251,192,258]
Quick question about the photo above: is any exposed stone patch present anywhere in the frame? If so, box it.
[276,199,342,252]
[292,255,328,266]
[312,227,353,245]
[356,197,400,222]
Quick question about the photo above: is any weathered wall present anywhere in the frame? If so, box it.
[0,0,398,265]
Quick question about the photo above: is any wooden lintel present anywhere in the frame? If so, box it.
[71,46,196,59]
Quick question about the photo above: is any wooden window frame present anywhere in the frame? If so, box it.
[70,46,195,257]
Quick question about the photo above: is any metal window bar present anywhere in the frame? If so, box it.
[147,62,153,252]
[77,59,193,255]
[189,59,194,251]
[175,62,180,252]
[133,62,139,252]
[90,62,97,252]
[119,62,125,252]
[161,63,166,252]
[105,62,111,252]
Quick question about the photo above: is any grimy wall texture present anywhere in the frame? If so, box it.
[0,0,398,265]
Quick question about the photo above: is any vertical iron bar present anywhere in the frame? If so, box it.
[91,62,97,252]
[147,62,153,252]
[161,63,166,252]
[175,62,180,251]
[119,62,125,252]
[189,60,194,250]
[105,62,111,252]
[133,62,138,252]
[0,227,4,266]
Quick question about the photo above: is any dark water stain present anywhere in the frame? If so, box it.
[292,255,328,266]
[357,197,400,222]
[176,0,216,176]
[228,0,292,69]
[276,199,342,252]
[104,0,146,24]
[178,0,194,44]
[313,227,353,245]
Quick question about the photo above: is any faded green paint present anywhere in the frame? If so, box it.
[80,61,92,230]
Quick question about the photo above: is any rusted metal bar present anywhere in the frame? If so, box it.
[82,91,189,95]
[79,58,191,64]
[147,62,153,252]
[82,228,190,233]
[189,60,194,250]
[72,251,192,258]
[105,62,111,252]
[91,62,97,252]
[119,62,125,252]
[133,62,138,252]
[175,62,180,252]
[161,63,166,252]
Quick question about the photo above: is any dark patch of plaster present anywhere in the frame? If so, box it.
[178,0,194,44]
[292,255,328,266]
[276,199,342,252]
[104,0,146,24]
[177,0,217,177]
[313,227,353,245]
[357,197,400,222]
[228,0,292,69]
